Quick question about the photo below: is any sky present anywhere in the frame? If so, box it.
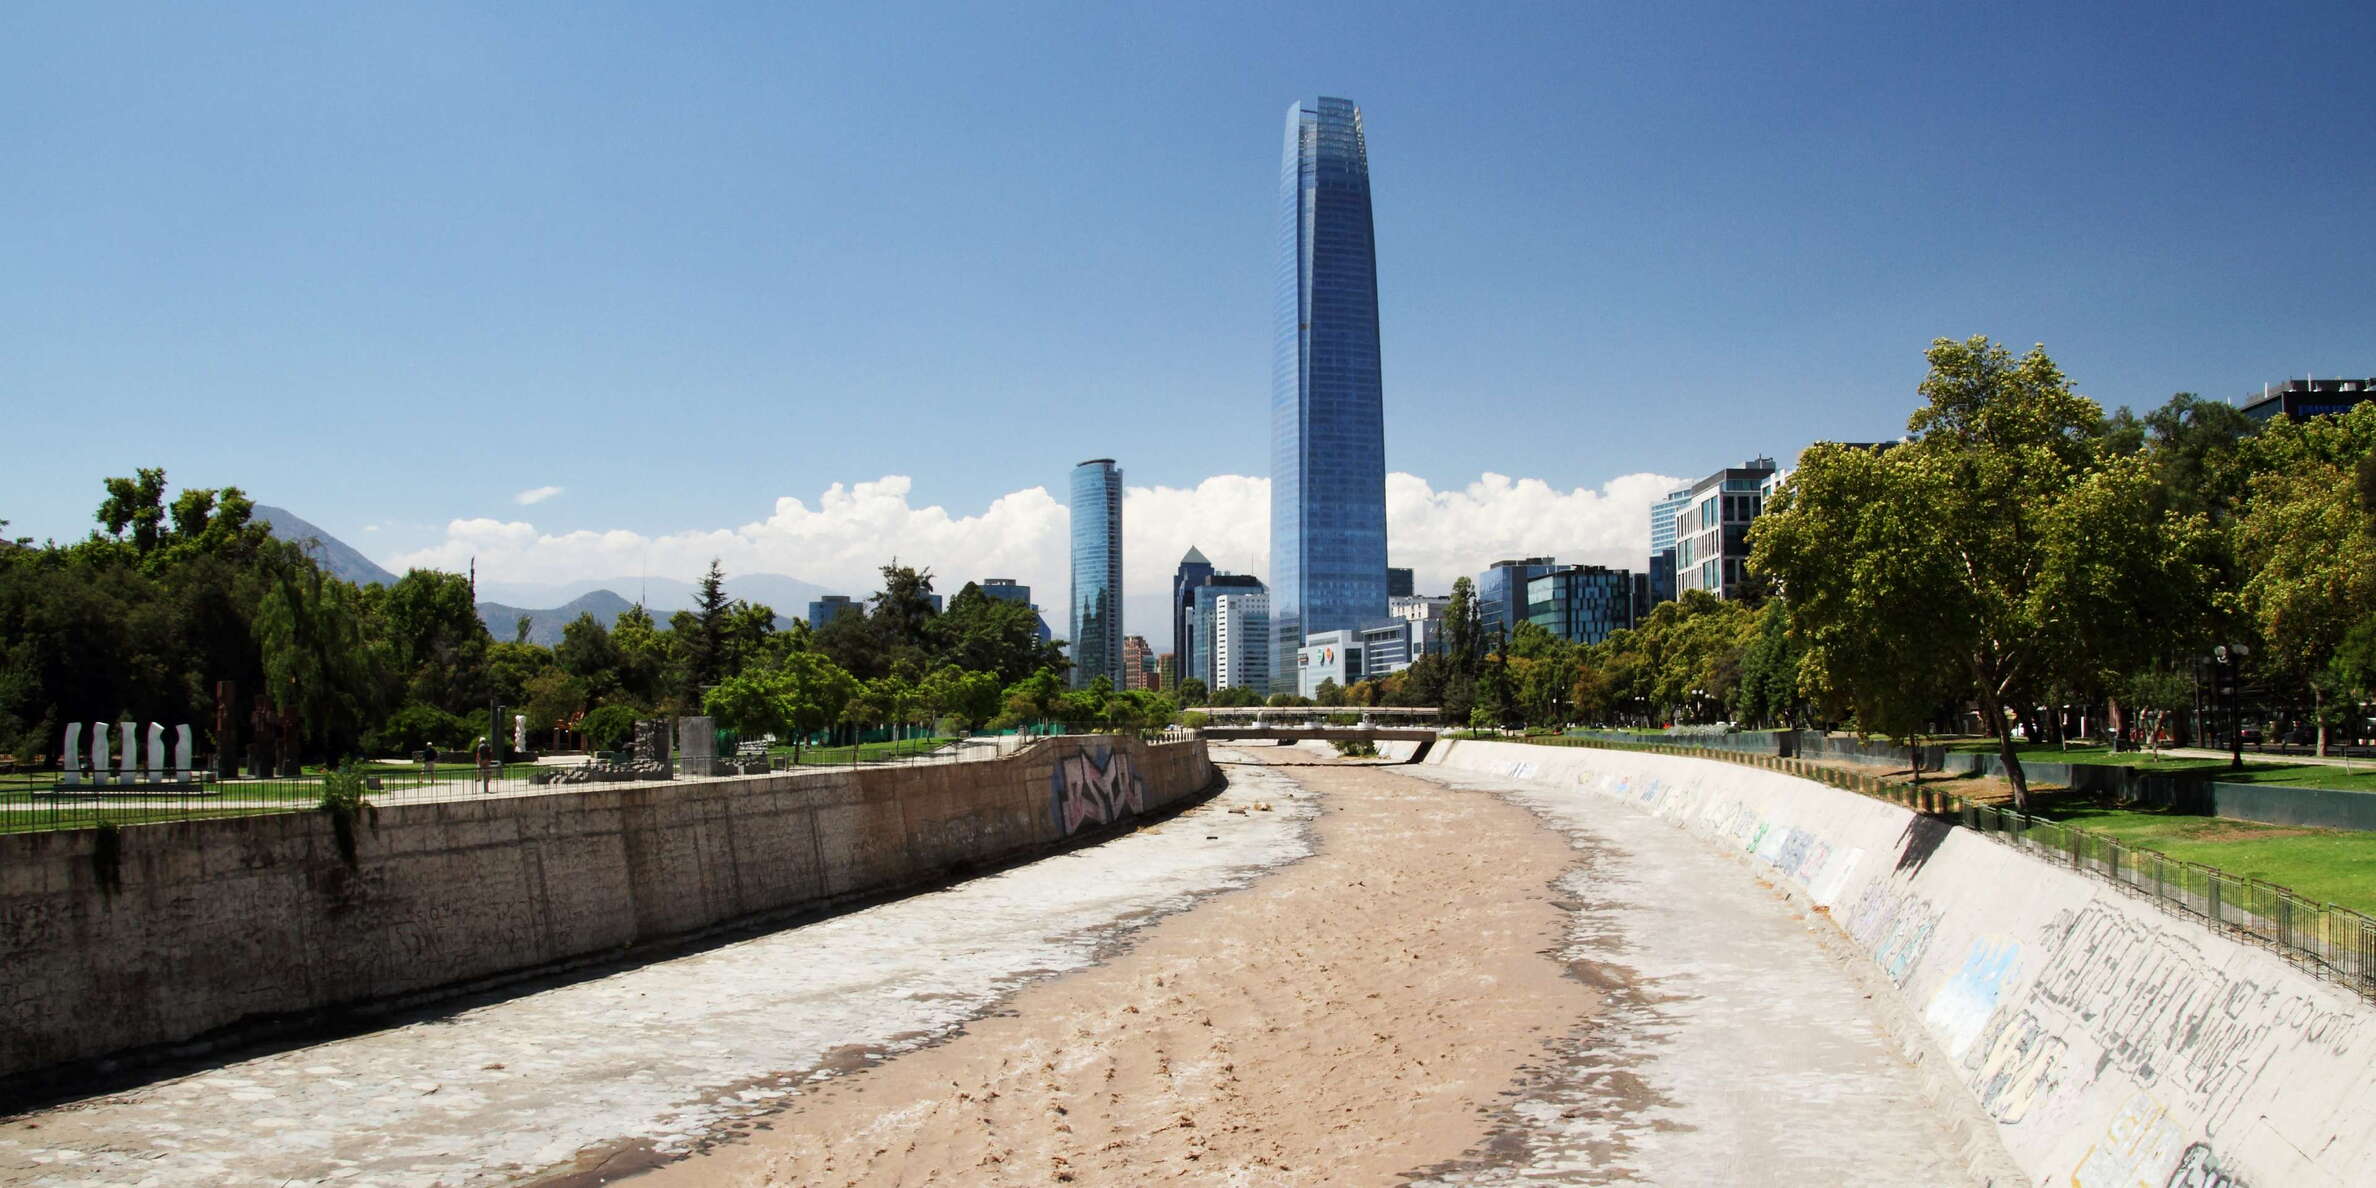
[6,2,2373,650]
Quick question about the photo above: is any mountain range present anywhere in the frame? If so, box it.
[253,507,843,647]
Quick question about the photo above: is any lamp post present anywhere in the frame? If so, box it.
[2214,645,2251,770]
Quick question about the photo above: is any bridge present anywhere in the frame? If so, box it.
[1193,707,1448,760]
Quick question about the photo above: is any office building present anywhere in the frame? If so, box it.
[1647,485,1690,608]
[1525,565,1639,645]
[1171,546,1216,676]
[1476,557,1561,640]
[979,578,1053,644]
[1157,652,1177,691]
[1190,574,1267,689]
[1386,567,1413,597]
[1271,96,1390,692]
[1358,615,1436,675]
[1389,594,1449,624]
[1212,589,1271,695]
[1297,629,1363,698]
[1672,457,1778,600]
[1069,459,1124,688]
[1122,635,1155,691]
[2240,378,2375,424]
[806,595,861,630]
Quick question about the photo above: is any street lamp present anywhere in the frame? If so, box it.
[2214,644,2251,770]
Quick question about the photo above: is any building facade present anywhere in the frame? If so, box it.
[1525,565,1638,645]
[1386,567,1413,597]
[1171,546,1215,679]
[806,594,861,630]
[1121,635,1155,691]
[1647,485,1690,608]
[1212,590,1271,695]
[1068,458,1124,688]
[1271,96,1390,692]
[1476,557,1560,641]
[1672,458,1777,601]
[1190,574,1266,690]
[1297,628,1363,699]
[1357,615,1435,675]
[2240,377,2375,424]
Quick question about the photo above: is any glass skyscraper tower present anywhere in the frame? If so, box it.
[1271,96,1388,691]
[1068,458,1124,689]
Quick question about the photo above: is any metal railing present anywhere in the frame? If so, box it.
[1514,736,2376,1000]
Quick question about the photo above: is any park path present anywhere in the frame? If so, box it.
[632,750,1988,1186]
[0,754,1313,1187]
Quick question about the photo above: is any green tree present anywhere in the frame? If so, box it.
[2233,405,2376,755]
[1752,337,2215,805]
[555,612,623,702]
[1172,676,1209,707]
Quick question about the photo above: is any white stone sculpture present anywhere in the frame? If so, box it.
[61,723,82,786]
[92,723,111,786]
[145,723,164,780]
[118,722,135,783]
[175,724,193,780]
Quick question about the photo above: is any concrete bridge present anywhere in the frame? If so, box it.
[1193,707,1447,759]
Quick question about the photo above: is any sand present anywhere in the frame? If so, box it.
[629,750,1594,1186]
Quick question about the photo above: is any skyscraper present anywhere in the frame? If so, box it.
[1271,96,1389,691]
[1171,545,1215,671]
[1068,459,1123,688]
[1647,485,1691,608]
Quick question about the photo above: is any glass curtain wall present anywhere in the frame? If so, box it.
[1271,96,1389,692]
[1068,459,1123,688]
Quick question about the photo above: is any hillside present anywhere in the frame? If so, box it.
[253,504,399,586]
[478,588,640,646]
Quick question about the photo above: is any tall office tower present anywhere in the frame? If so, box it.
[1213,589,1272,695]
[1121,635,1155,691]
[1171,546,1215,673]
[1068,459,1124,688]
[1476,557,1561,640]
[1647,485,1691,607]
[1190,573,1267,688]
[1271,96,1389,692]
[1386,567,1413,597]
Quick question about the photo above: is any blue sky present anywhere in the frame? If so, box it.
[5,1,2373,616]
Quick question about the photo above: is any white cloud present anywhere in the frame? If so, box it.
[514,485,565,506]
[386,470,1681,650]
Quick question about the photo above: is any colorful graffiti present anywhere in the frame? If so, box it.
[1923,935,2023,1060]
[2071,1093,2190,1188]
[1050,745,1147,835]
[1843,882,1943,985]
[1966,1007,2067,1123]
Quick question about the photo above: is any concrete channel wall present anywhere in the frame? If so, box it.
[1427,739,2376,1188]
[0,734,1214,1087]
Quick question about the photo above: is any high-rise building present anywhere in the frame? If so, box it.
[1672,458,1778,601]
[1122,635,1155,691]
[1171,546,1216,671]
[1297,629,1364,699]
[1525,565,1639,645]
[1271,96,1389,692]
[1386,567,1414,597]
[1190,573,1267,689]
[1213,589,1271,695]
[1647,485,1690,608]
[1476,557,1560,641]
[806,594,861,630]
[1069,459,1124,688]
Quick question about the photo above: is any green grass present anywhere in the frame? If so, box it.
[774,736,955,765]
[2027,798,2376,916]
[1942,741,2376,793]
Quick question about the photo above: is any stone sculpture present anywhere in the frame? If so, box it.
[61,723,82,786]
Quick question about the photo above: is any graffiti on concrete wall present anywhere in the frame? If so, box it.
[2067,1093,2252,1188]
[1923,934,2023,1060]
[1843,881,1942,985]
[2163,1142,2249,1188]
[1050,745,1147,835]
[1966,1007,2067,1123]
[2021,901,2363,1137]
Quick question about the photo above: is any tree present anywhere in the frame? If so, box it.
[555,612,623,701]
[382,569,491,713]
[2233,405,2376,755]
[1172,676,1209,707]
[998,667,1065,731]
[679,559,732,702]
[1313,678,1344,707]
[1751,337,2215,806]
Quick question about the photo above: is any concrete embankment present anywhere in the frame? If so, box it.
[0,734,1213,1090]
[1425,739,2376,1188]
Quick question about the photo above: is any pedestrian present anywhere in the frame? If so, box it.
[423,742,438,785]
[475,735,495,795]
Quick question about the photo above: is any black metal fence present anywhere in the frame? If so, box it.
[1523,737,2376,1001]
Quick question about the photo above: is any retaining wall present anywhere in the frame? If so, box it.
[0,735,1213,1087]
[1426,739,2376,1187]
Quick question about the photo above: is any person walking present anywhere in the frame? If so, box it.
[474,736,495,795]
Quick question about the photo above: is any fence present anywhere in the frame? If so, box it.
[1517,736,2376,1001]
[0,727,1196,840]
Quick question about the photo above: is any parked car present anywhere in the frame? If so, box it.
[2237,727,2264,745]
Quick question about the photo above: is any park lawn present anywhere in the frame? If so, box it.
[777,736,955,765]
[2025,798,2376,916]
[1945,741,2376,793]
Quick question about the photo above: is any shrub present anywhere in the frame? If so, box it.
[582,704,640,751]
[364,703,475,756]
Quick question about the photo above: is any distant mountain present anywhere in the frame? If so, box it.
[477,573,837,620]
[479,589,639,647]
[253,505,399,587]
